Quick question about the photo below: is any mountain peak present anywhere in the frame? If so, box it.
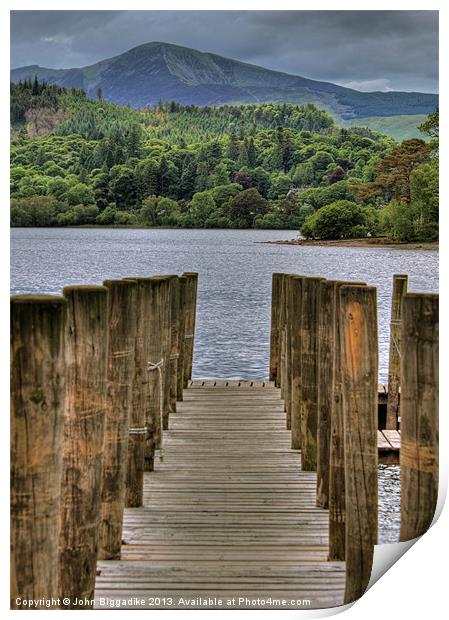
[11,42,438,120]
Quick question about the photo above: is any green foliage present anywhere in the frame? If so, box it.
[11,81,437,239]
[225,189,268,228]
[11,195,62,226]
[344,115,429,142]
[301,200,379,240]
[380,159,439,242]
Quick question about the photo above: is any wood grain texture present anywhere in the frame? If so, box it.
[123,278,156,488]
[299,277,324,471]
[169,277,180,414]
[284,275,297,430]
[59,285,109,606]
[400,293,438,541]
[95,382,345,610]
[99,280,137,560]
[386,275,408,430]
[182,272,198,387]
[328,281,365,561]
[11,295,67,609]
[278,274,287,398]
[146,277,170,456]
[316,281,337,508]
[176,276,187,401]
[269,273,283,384]
[289,276,304,450]
[340,285,378,604]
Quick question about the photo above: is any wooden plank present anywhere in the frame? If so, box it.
[382,430,401,450]
[95,382,345,610]
[377,431,391,450]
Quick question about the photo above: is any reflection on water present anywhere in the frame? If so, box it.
[10,227,437,544]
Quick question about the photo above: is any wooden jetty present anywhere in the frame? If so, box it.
[95,380,345,609]
[10,272,438,610]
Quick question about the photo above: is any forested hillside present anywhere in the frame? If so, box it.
[11,41,438,121]
[10,81,438,241]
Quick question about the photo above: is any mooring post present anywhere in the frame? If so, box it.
[284,274,297,429]
[145,277,167,461]
[182,272,198,387]
[99,280,137,560]
[169,276,180,414]
[58,285,109,606]
[124,277,152,502]
[10,295,67,609]
[158,276,175,432]
[276,273,285,398]
[340,285,378,604]
[316,280,337,508]
[177,276,187,399]
[290,276,304,449]
[400,293,439,541]
[280,273,294,407]
[386,274,408,429]
[328,280,366,561]
[269,273,284,384]
[299,277,323,470]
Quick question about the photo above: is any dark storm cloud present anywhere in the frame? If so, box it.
[10,10,438,92]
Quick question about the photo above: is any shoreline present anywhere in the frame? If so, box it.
[258,237,439,250]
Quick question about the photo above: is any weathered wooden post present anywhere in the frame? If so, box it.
[269,273,284,385]
[316,280,337,508]
[150,275,172,436]
[177,276,187,400]
[290,276,304,450]
[169,276,180,414]
[285,274,300,430]
[58,285,109,606]
[400,293,439,541]
[386,274,408,429]
[279,274,288,402]
[182,272,198,387]
[340,285,378,604]
[299,276,323,470]
[124,277,151,503]
[145,277,166,461]
[161,276,176,431]
[99,280,137,560]
[328,280,365,561]
[11,295,67,609]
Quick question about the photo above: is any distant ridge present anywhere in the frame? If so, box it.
[11,41,438,120]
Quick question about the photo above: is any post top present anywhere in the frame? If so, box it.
[103,279,138,287]
[63,284,109,295]
[150,274,178,281]
[11,294,67,305]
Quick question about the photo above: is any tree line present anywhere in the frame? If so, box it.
[10,81,438,241]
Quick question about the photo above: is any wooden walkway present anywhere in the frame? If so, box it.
[95,381,345,609]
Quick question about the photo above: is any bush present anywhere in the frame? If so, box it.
[301,200,378,240]
[225,188,268,228]
[380,198,438,242]
[64,182,95,206]
[254,213,284,229]
[10,195,62,226]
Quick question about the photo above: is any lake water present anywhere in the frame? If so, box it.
[10,227,439,543]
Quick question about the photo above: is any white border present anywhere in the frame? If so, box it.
[2,2,446,618]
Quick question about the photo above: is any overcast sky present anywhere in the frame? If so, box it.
[10,10,438,93]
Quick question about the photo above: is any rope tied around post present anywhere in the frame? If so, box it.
[390,318,402,357]
[148,359,165,461]
[128,427,149,436]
